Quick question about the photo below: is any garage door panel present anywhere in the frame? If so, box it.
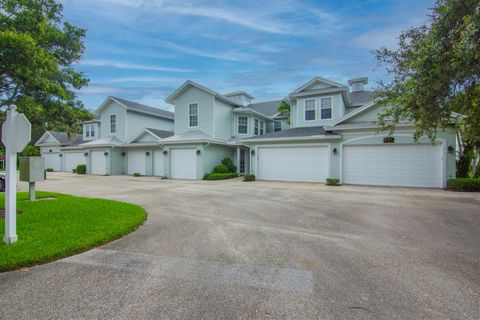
[64,152,86,172]
[43,153,61,171]
[170,149,196,179]
[343,144,443,188]
[257,146,328,182]
[128,150,146,175]
[91,151,106,175]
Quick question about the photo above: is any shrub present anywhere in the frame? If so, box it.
[133,172,141,177]
[447,178,480,192]
[213,164,230,174]
[243,174,255,181]
[326,178,341,186]
[46,168,54,172]
[72,168,76,173]
[22,144,40,156]
[221,157,237,173]
[76,164,86,174]
[204,173,237,180]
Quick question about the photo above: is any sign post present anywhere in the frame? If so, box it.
[1,105,31,244]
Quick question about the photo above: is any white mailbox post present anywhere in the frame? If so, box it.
[1,105,31,244]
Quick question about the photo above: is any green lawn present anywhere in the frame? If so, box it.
[0,192,146,271]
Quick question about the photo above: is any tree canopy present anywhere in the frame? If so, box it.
[0,0,93,140]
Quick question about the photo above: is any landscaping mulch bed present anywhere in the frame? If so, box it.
[0,209,23,218]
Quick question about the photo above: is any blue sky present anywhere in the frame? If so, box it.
[61,0,434,112]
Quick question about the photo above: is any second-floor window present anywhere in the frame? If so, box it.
[85,125,90,137]
[238,116,248,134]
[260,121,265,135]
[254,119,259,135]
[91,125,95,137]
[305,99,316,121]
[274,121,281,132]
[189,103,198,127]
[321,97,332,119]
[110,115,116,133]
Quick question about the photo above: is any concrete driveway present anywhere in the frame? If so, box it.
[1,173,479,319]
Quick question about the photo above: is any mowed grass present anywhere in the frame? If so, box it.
[0,192,146,271]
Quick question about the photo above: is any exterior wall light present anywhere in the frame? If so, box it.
[332,148,337,155]
[121,152,126,157]
[251,150,255,156]
[196,150,201,155]
[163,150,168,155]
[59,154,63,157]
[448,146,454,154]
[84,152,89,156]
[49,149,52,153]
[146,151,150,156]
[104,152,109,156]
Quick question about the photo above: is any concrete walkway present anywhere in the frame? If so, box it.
[1,173,479,319]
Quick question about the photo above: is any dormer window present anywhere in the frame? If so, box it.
[110,115,116,133]
[305,99,316,121]
[254,119,259,135]
[189,103,198,127]
[260,121,265,135]
[238,116,248,134]
[85,125,90,137]
[91,125,95,137]
[320,97,332,119]
[274,121,281,132]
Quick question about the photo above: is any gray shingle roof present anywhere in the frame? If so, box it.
[112,97,174,119]
[246,126,336,140]
[49,131,84,145]
[146,128,174,139]
[247,100,283,117]
[349,90,376,106]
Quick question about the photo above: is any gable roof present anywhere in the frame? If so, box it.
[224,91,255,99]
[291,76,347,95]
[128,128,174,144]
[165,80,241,106]
[349,90,376,107]
[35,131,83,146]
[160,129,228,144]
[77,135,123,148]
[328,98,381,126]
[95,97,174,120]
[243,126,340,142]
[247,100,283,117]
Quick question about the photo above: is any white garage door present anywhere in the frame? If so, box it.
[257,145,329,182]
[154,150,164,176]
[343,144,443,188]
[43,153,61,171]
[91,151,107,175]
[128,150,146,175]
[170,148,196,179]
[64,152,85,172]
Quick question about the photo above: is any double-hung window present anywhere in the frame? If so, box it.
[91,124,95,137]
[238,116,248,134]
[305,99,316,120]
[85,125,90,137]
[110,115,116,133]
[274,121,281,132]
[189,103,198,127]
[260,121,265,135]
[254,119,259,135]
[320,97,332,119]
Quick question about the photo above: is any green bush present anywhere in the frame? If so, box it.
[76,164,86,174]
[72,168,76,173]
[213,164,230,174]
[326,178,341,186]
[204,173,237,180]
[46,168,54,172]
[133,172,141,177]
[22,144,40,156]
[447,178,480,192]
[221,157,237,173]
[243,174,255,181]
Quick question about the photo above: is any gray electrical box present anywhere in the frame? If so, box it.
[20,157,45,182]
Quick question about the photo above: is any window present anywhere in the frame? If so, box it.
[189,103,198,127]
[239,149,245,174]
[260,121,265,135]
[91,125,95,137]
[238,116,248,134]
[321,97,332,119]
[110,115,116,133]
[274,121,282,132]
[254,119,259,135]
[305,99,316,120]
[85,125,90,137]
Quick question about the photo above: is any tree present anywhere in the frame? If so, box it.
[277,101,291,124]
[374,0,480,177]
[0,0,93,142]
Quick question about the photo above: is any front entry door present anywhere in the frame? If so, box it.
[240,149,246,174]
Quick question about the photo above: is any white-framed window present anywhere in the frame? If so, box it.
[91,124,95,137]
[254,119,259,135]
[260,121,265,135]
[238,116,248,134]
[320,97,332,119]
[274,121,282,132]
[110,115,116,133]
[189,103,198,127]
[304,99,316,121]
[85,125,90,137]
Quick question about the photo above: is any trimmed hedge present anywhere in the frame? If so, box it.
[76,164,86,174]
[213,164,230,174]
[326,178,341,186]
[447,178,480,192]
[243,174,255,181]
[46,168,54,172]
[133,172,142,177]
[203,173,238,180]
[221,157,237,173]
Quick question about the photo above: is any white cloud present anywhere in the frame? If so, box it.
[108,76,185,83]
[78,59,194,72]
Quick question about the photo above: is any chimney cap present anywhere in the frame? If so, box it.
[348,77,368,86]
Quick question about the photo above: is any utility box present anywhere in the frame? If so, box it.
[20,156,45,182]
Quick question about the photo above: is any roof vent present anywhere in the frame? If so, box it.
[348,77,368,92]
[224,91,255,106]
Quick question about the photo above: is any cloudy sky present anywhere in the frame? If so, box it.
[61,0,433,111]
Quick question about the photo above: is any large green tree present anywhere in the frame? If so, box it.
[0,0,93,141]
[374,0,480,177]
